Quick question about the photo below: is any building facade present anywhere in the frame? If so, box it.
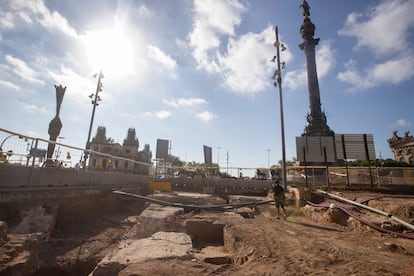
[89,127,152,175]
[388,131,414,164]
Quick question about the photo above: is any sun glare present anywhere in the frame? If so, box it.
[83,27,135,78]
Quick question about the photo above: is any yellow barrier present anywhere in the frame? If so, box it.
[149,181,172,192]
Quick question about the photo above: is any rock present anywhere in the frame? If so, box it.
[326,207,349,226]
[0,221,8,242]
[380,221,403,232]
[137,204,185,238]
[383,242,406,253]
[290,188,312,207]
[302,205,326,223]
[234,207,257,218]
[90,232,193,275]
[10,205,58,240]
[193,245,232,264]
[0,233,39,276]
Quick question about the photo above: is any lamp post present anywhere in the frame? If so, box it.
[84,71,104,169]
[0,134,25,163]
[271,26,287,190]
[267,149,271,168]
[216,146,221,176]
[0,134,21,149]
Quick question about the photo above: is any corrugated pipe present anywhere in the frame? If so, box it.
[306,200,414,240]
[314,189,414,232]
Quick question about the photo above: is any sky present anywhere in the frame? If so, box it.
[1,0,414,175]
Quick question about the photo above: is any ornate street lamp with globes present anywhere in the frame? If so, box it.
[270,26,287,190]
[83,71,104,169]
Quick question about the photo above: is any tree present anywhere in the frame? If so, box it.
[278,157,296,167]
[347,158,413,167]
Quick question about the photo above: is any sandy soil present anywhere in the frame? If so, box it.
[34,191,414,276]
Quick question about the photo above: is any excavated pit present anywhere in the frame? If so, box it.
[3,189,414,275]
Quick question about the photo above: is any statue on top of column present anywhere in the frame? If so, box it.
[300,0,310,17]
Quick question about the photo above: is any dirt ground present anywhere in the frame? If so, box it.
[32,190,414,276]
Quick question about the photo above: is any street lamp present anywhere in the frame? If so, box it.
[271,26,287,190]
[216,146,221,176]
[0,134,25,162]
[0,134,22,148]
[267,149,271,168]
[84,70,104,169]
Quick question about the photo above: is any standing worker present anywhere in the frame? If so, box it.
[272,180,287,219]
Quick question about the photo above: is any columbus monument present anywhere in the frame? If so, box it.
[299,0,334,137]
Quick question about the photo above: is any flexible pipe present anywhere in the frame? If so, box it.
[359,195,384,205]
[306,201,414,240]
[314,189,414,232]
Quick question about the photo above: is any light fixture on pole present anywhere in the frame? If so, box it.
[271,26,287,190]
[267,149,271,168]
[84,70,104,169]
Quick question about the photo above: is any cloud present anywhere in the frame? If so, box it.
[3,0,78,38]
[146,110,172,119]
[337,1,414,91]
[146,45,178,79]
[147,45,177,71]
[48,65,96,98]
[284,69,307,91]
[284,41,335,91]
[338,0,414,57]
[219,26,288,95]
[0,11,16,29]
[187,1,295,96]
[188,0,246,74]
[338,55,414,91]
[316,41,336,77]
[187,1,303,96]
[163,98,207,108]
[21,102,47,113]
[0,80,20,91]
[394,118,412,128]
[4,55,45,85]
[137,5,153,18]
[196,111,218,122]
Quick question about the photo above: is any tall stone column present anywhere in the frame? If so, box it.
[46,85,66,167]
[299,1,334,137]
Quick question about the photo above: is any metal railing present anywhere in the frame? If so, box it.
[1,127,413,186]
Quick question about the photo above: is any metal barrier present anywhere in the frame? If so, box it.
[1,127,413,187]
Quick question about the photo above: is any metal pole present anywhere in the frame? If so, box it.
[55,136,64,161]
[267,149,271,168]
[275,26,287,190]
[84,71,103,169]
[341,134,350,187]
[324,147,330,190]
[226,150,229,176]
[303,147,308,188]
